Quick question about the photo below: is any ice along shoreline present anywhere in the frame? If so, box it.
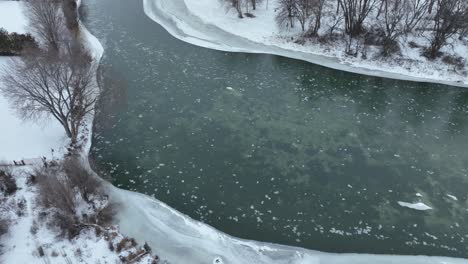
[143,0,467,89]
[78,1,468,264]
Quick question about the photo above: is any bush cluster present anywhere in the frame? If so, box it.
[0,28,37,56]
[36,158,115,239]
[0,170,17,195]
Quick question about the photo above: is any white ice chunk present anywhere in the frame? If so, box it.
[446,194,458,201]
[398,201,433,211]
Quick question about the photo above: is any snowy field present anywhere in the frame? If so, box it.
[0,2,66,163]
[144,0,467,88]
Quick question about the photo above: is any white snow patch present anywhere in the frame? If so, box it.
[398,201,433,211]
[446,194,458,201]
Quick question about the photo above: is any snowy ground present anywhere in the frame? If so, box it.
[0,2,66,164]
[145,0,467,88]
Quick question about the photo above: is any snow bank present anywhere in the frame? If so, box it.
[397,201,433,211]
[0,1,28,34]
[110,187,467,264]
[143,0,467,88]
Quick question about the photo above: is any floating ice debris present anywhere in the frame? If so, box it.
[446,194,458,201]
[415,193,423,197]
[213,257,223,264]
[226,86,233,90]
[398,201,432,211]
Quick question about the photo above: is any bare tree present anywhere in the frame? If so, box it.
[379,0,406,56]
[0,47,98,147]
[276,0,297,29]
[307,0,328,36]
[403,0,429,33]
[226,0,244,18]
[339,0,379,36]
[24,0,67,51]
[427,0,467,58]
[250,0,264,10]
[295,0,312,31]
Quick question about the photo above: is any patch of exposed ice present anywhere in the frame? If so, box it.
[108,186,468,264]
[398,201,433,211]
[446,194,458,201]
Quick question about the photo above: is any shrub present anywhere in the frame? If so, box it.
[0,170,18,195]
[36,158,115,239]
[442,54,465,71]
[408,41,420,49]
[116,237,137,253]
[0,28,37,56]
[0,219,7,237]
[63,158,100,203]
[36,165,81,238]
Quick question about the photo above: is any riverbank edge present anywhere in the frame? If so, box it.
[76,1,468,264]
[144,0,467,88]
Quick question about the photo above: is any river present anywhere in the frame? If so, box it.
[84,0,468,258]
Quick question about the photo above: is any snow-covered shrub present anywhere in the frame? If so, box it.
[63,158,100,203]
[442,54,465,71]
[36,158,116,239]
[0,170,17,196]
[37,165,81,238]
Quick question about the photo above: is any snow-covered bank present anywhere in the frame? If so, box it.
[1,2,156,263]
[143,0,467,88]
[111,187,468,264]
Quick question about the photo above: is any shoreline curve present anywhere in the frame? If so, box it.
[77,0,468,263]
[143,0,467,88]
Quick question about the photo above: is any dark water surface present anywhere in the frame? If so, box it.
[85,0,468,257]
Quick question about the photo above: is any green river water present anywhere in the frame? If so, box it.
[85,0,468,257]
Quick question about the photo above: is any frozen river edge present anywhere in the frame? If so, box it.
[143,0,467,88]
[78,1,468,264]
